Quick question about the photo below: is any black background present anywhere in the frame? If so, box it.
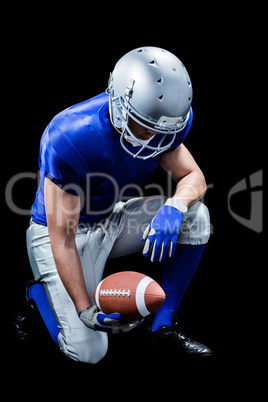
[4,7,263,394]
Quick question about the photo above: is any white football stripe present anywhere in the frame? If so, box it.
[135,276,154,317]
[95,280,104,308]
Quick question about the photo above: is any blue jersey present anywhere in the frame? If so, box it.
[31,92,193,226]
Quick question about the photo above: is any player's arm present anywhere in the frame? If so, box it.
[142,144,207,262]
[44,177,90,313]
[44,177,140,333]
[158,143,207,207]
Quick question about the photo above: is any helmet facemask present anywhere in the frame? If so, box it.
[107,84,190,160]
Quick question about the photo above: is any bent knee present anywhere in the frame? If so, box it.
[178,201,210,245]
[58,329,108,364]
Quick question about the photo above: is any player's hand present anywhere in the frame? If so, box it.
[79,305,141,334]
[141,203,184,262]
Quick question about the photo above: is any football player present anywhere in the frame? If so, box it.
[23,47,212,363]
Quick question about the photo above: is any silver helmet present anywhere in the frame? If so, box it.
[107,46,193,159]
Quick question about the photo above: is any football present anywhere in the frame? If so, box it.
[93,271,165,321]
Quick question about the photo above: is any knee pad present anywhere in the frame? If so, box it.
[178,201,210,245]
[58,329,108,364]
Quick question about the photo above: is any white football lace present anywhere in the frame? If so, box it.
[100,289,131,297]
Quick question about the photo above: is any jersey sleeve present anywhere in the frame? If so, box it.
[42,132,85,196]
[182,107,193,142]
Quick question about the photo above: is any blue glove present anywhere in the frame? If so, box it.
[142,199,187,262]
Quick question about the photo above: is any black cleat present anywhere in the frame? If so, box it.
[150,312,212,357]
[13,280,39,341]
